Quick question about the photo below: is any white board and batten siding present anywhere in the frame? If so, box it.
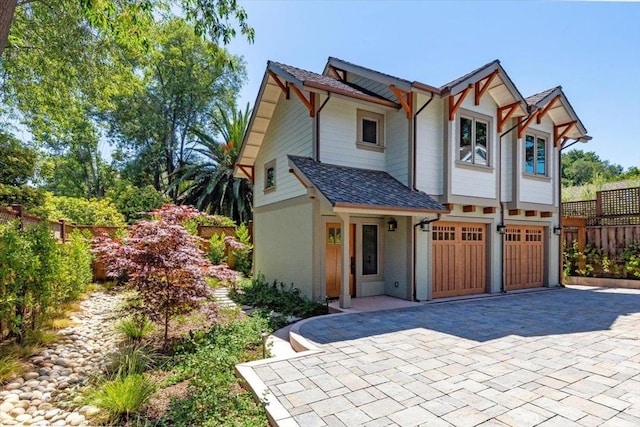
[518,116,557,207]
[415,95,445,195]
[449,92,499,199]
[319,98,386,170]
[254,94,313,208]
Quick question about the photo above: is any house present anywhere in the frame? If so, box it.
[234,58,590,308]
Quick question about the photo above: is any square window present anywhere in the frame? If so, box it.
[357,109,385,151]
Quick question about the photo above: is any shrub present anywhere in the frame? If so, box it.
[56,230,94,302]
[116,315,154,342]
[0,184,46,211]
[208,233,227,265]
[228,223,252,276]
[92,374,155,421]
[43,194,125,226]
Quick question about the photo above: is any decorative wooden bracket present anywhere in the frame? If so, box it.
[328,66,346,82]
[475,70,499,106]
[517,111,539,139]
[290,85,316,117]
[536,95,560,124]
[448,85,472,121]
[268,71,290,100]
[236,164,254,184]
[554,121,576,147]
[390,85,413,119]
[497,101,520,132]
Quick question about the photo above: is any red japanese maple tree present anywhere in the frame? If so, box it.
[93,204,216,346]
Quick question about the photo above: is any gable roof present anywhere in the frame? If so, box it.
[525,86,588,138]
[325,57,414,91]
[288,156,447,215]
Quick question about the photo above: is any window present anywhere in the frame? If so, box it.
[264,159,276,191]
[458,113,490,166]
[524,134,547,176]
[357,109,384,152]
[362,224,378,275]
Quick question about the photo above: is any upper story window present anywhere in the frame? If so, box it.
[356,109,385,152]
[524,133,547,176]
[458,111,490,166]
[264,159,276,192]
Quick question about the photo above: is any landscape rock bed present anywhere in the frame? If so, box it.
[0,292,122,426]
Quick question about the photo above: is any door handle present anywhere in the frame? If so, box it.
[350,256,355,274]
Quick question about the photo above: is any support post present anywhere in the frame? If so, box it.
[336,212,352,309]
[60,219,66,243]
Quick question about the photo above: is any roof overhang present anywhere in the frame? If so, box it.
[324,57,413,92]
[529,86,588,139]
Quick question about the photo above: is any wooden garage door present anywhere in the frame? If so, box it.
[505,226,544,290]
[432,222,486,299]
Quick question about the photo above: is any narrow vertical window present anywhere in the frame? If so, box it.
[536,137,546,175]
[362,225,378,275]
[475,120,488,166]
[459,117,472,163]
[525,135,535,174]
[264,159,276,191]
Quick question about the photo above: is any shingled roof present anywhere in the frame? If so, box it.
[525,86,560,107]
[439,59,500,93]
[270,61,394,105]
[288,156,447,213]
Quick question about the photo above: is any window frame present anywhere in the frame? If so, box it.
[455,109,492,168]
[356,109,385,152]
[523,130,550,178]
[264,159,276,193]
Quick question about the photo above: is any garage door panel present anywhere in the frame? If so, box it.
[432,222,486,299]
[506,226,544,290]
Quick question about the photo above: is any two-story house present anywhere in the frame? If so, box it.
[234,58,590,308]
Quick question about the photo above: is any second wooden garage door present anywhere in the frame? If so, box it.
[432,222,486,298]
[505,226,544,290]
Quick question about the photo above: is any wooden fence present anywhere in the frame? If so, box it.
[562,187,640,226]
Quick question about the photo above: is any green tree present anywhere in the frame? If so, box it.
[0,131,36,186]
[108,19,245,198]
[106,181,167,224]
[171,103,252,223]
[562,150,624,187]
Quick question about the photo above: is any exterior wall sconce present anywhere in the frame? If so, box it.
[419,222,430,232]
[387,217,398,232]
[553,225,562,236]
[497,224,506,235]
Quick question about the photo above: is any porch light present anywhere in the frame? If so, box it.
[496,224,506,235]
[419,222,430,232]
[553,225,562,236]
[387,217,398,232]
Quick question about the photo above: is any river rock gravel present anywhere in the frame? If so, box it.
[1,291,122,426]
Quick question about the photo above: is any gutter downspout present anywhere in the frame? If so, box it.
[497,116,528,294]
[314,92,332,162]
[411,91,436,302]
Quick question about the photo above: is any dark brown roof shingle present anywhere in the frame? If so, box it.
[289,156,447,213]
[525,86,561,107]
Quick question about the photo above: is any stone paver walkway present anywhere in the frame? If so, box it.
[239,286,640,426]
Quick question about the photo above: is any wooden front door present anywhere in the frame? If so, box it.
[505,226,544,290]
[432,222,487,298]
[326,223,355,298]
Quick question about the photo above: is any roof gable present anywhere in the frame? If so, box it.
[525,86,588,138]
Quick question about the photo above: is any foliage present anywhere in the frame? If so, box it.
[107,182,167,224]
[108,19,245,198]
[208,233,227,265]
[116,315,154,342]
[157,315,268,426]
[228,223,252,276]
[92,204,215,347]
[0,353,24,384]
[0,184,46,212]
[230,274,328,325]
[104,343,158,379]
[172,103,253,222]
[0,222,94,344]
[562,150,625,187]
[0,132,37,186]
[43,194,126,227]
[183,213,236,236]
[563,240,640,280]
[91,374,156,422]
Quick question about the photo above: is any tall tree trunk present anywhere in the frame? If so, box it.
[0,0,18,57]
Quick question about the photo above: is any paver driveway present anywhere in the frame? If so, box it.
[238,287,640,426]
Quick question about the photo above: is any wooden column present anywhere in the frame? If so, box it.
[337,212,352,309]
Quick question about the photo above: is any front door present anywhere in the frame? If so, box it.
[325,223,355,298]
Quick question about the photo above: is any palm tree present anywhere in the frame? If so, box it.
[172,103,252,223]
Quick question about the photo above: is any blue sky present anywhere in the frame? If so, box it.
[228,1,640,169]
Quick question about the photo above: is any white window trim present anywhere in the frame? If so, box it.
[523,130,550,178]
[455,108,492,168]
[264,159,276,193]
[356,109,385,152]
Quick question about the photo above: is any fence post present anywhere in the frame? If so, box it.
[10,204,24,230]
[595,191,602,225]
[59,219,66,243]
